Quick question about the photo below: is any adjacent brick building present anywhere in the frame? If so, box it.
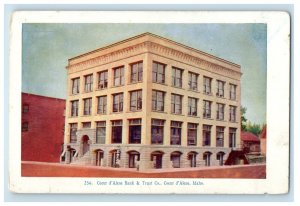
[21,93,65,162]
[61,33,242,170]
[241,131,261,154]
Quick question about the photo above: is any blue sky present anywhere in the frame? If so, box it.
[22,23,266,124]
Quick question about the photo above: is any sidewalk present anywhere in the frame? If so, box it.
[21,161,266,178]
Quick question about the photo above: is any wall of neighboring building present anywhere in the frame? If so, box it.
[21,93,65,162]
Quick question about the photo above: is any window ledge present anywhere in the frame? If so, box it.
[203,92,213,96]
[216,119,226,122]
[187,115,199,118]
[171,113,184,116]
[203,117,214,120]
[153,82,168,86]
[111,85,124,88]
[126,110,142,113]
[152,110,167,114]
[187,89,200,93]
[128,81,143,85]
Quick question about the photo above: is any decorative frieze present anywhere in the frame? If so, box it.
[67,40,241,79]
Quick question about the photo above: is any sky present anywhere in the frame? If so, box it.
[22,23,267,124]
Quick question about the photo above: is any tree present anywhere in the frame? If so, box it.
[246,122,262,136]
[241,106,247,131]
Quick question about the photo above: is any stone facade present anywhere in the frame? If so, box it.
[61,33,242,170]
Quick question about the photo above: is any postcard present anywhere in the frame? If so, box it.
[9,11,290,194]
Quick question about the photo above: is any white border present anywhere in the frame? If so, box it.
[9,11,290,194]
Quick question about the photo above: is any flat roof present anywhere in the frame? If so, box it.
[68,32,240,69]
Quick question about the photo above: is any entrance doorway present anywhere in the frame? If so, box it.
[95,149,104,166]
[68,148,76,163]
[128,151,140,168]
[188,152,198,167]
[170,151,182,168]
[217,152,225,166]
[82,135,90,155]
[151,151,163,169]
[203,152,212,166]
[111,149,121,168]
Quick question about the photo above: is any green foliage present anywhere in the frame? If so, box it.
[241,106,247,131]
[245,122,262,136]
[240,106,263,135]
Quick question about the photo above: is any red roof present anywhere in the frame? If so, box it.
[241,131,260,142]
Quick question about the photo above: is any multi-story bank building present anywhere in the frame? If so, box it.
[60,33,242,170]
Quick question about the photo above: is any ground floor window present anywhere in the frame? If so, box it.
[216,126,225,147]
[170,121,182,145]
[229,127,237,148]
[202,125,211,146]
[70,123,77,143]
[96,121,106,144]
[151,119,164,144]
[111,120,122,143]
[129,119,141,144]
[187,123,197,146]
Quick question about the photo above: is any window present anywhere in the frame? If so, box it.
[151,119,164,144]
[171,94,182,114]
[187,123,197,146]
[229,127,237,148]
[112,93,123,112]
[111,120,122,143]
[152,61,165,84]
[203,100,212,119]
[70,123,77,143]
[188,72,198,91]
[82,122,91,128]
[202,125,211,146]
[229,105,237,122]
[83,98,92,115]
[230,84,237,100]
[22,122,28,132]
[172,67,183,88]
[216,126,225,147]
[216,103,225,120]
[170,121,182,145]
[72,77,80,94]
[70,100,79,117]
[97,96,107,114]
[131,62,143,83]
[113,66,124,86]
[98,70,108,89]
[152,90,164,112]
[130,90,142,111]
[203,76,212,94]
[22,104,29,113]
[188,97,198,116]
[96,121,106,144]
[216,80,225,97]
[84,74,93,92]
[203,152,211,166]
[129,119,142,144]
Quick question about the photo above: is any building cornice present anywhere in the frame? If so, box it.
[66,40,242,78]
